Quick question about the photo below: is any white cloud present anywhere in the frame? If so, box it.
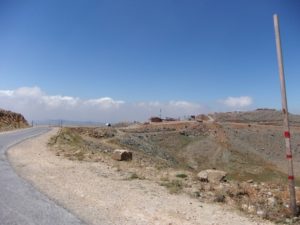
[0,90,14,96]
[0,86,206,122]
[85,97,124,109]
[14,86,43,97]
[221,96,253,107]
[43,95,80,108]
[169,101,199,108]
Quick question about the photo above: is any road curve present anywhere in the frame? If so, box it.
[0,127,85,225]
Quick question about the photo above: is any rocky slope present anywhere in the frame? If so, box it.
[46,109,300,223]
[0,109,29,131]
[211,109,300,126]
[48,120,300,223]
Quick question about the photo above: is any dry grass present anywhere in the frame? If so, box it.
[160,179,184,194]
[48,128,104,162]
[175,173,188,179]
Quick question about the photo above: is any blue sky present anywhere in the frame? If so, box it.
[0,0,299,121]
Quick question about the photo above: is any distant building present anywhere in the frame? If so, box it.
[149,117,163,123]
[165,117,177,122]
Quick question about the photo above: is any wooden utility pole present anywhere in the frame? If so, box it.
[273,14,297,216]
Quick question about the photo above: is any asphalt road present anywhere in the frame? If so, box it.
[0,127,85,225]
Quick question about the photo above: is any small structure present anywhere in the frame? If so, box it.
[165,117,177,122]
[149,117,162,123]
[112,149,132,161]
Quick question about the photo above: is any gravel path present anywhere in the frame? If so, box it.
[8,129,274,225]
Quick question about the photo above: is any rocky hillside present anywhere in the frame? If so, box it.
[210,108,300,126]
[0,109,29,131]
[49,121,292,182]
[49,121,300,223]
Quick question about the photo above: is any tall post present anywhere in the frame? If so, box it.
[273,14,297,216]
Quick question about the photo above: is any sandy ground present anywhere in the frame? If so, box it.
[7,128,273,225]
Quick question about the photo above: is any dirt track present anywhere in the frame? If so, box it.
[7,129,273,225]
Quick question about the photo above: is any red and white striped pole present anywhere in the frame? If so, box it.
[273,14,297,216]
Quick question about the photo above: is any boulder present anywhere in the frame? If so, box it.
[256,209,267,218]
[112,149,132,161]
[197,169,227,183]
[267,197,277,207]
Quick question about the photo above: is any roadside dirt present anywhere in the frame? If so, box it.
[7,128,273,225]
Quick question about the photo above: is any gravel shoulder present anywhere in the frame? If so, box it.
[7,129,273,225]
